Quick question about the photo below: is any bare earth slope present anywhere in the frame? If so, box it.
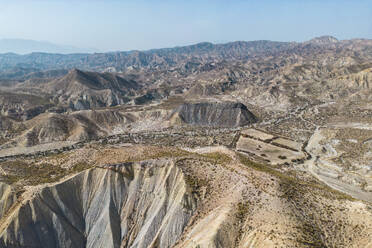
[0,37,372,247]
[0,146,371,247]
[170,102,257,127]
[0,160,195,248]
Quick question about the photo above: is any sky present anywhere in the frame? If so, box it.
[0,0,371,52]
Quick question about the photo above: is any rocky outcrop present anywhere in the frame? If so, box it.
[0,183,16,219]
[0,160,196,248]
[185,81,236,97]
[170,102,257,127]
[44,69,140,110]
[0,109,134,149]
[0,92,53,121]
[307,35,339,45]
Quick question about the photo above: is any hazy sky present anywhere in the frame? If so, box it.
[0,0,371,52]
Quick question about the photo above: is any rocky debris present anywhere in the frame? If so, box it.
[171,102,257,128]
[307,35,339,45]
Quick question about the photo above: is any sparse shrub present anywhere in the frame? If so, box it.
[201,152,232,164]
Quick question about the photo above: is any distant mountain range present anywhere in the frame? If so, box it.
[0,35,371,81]
[0,39,294,79]
[0,39,98,54]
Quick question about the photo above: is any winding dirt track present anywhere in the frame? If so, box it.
[304,126,372,202]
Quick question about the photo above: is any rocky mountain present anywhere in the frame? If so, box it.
[0,91,53,120]
[1,36,372,247]
[0,69,143,118]
[306,35,339,45]
[43,69,140,110]
[1,36,371,81]
[170,102,257,127]
[0,40,295,79]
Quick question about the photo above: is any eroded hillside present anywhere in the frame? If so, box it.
[0,37,372,247]
[0,145,371,247]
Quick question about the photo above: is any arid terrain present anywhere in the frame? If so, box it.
[0,36,372,247]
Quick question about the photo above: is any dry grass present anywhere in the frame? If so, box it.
[93,145,191,166]
[0,159,92,186]
[200,152,233,164]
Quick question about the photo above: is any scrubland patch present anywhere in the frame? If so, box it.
[237,153,355,201]
[0,159,91,187]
